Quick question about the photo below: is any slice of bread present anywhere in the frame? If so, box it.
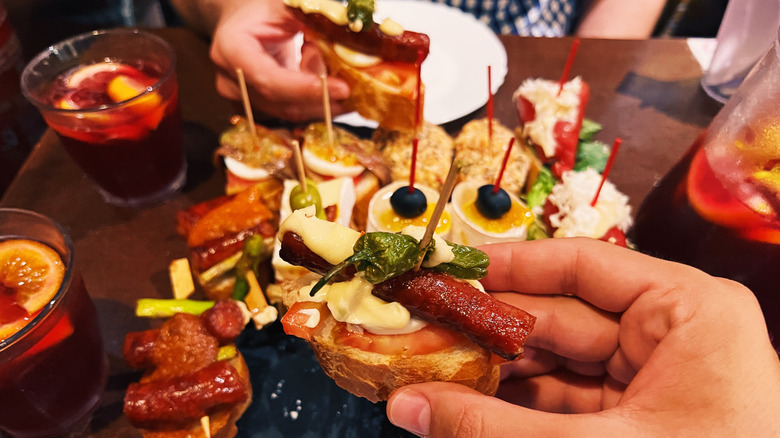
[279,278,499,403]
[316,40,421,132]
[309,313,500,403]
[139,352,252,438]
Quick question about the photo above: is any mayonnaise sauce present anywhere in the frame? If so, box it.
[401,225,455,267]
[283,0,348,26]
[278,206,360,265]
[379,18,404,36]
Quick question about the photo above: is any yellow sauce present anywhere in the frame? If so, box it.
[283,0,348,26]
[320,274,414,333]
[463,200,534,234]
[379,18,404,36]
[377,204,451,234]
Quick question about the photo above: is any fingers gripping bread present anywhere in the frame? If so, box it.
[316,40,421,132]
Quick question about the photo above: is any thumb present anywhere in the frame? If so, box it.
[386,383,629,437]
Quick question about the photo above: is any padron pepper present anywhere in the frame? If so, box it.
[347,0,375,32]
[310,231,489,296]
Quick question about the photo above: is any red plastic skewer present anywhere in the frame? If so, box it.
[558,38,580,96]
[487,65,493,142]
[492,137,515,194]
[409,49,425,194]
[591,138,622,207]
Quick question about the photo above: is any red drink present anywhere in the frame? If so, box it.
[21,29,186,208]
[631,134,780,350]
[43,61,184,202]
[634,32,780,351]
[0,210,108,437]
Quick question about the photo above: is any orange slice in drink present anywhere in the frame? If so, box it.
[107,75,164,129]
[65,62,134,88]
[0,239,66,340]
[687,147,770,229]
[107,75,161,110]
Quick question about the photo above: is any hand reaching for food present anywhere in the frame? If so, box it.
[204,0,351,121]
[386,237,780,437]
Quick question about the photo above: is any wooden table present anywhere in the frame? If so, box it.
[0,28,722,437]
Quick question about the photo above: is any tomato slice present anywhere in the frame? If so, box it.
[599,226,627,247]
[516,96,536,123]
[281,301,328,341]
[282,300,469,356]
[333,323,468,356]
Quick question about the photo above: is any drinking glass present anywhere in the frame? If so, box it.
[20,29,186,208]
[0,208,108,437]
[700,0,780,103]
[633,27,780,350]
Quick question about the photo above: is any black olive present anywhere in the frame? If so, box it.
[476,184,511,219]
[390,186,427,218]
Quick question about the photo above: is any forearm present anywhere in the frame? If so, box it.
[575,0,666,39]
[168,0,258,35]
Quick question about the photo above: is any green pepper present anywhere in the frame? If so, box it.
[309,231,489,296]
[347,0,374,32]
[290,179,325,219]
[231,234,266,301]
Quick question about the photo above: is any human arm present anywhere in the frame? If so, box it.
[168,0,350,121]
[386,237,780,436]
[575,0,666,39]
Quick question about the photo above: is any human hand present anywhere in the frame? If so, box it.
[386,237,780,436]
[209,0,350,121]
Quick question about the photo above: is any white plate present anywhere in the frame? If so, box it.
[334,0,508,128]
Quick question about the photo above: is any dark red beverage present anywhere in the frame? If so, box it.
[21,30,186,208]
[631,134,780,349]
[0,273,107,437]
[0,209,108,437]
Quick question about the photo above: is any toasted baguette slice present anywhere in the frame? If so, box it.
[140,352,252,438]
[316,40,422,132]
[279,278,499,403]
[310,313,500,403]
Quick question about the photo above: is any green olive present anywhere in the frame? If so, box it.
[290,179,325,219]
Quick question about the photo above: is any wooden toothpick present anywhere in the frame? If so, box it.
[200,416,211,438]
[292,140,308,193]
[416,157,460,264]
[236,68,258,140]
[321,73,334,146]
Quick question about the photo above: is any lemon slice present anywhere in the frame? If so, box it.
[0,239,65,315]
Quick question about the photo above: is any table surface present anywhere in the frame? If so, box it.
[0,28,723,437]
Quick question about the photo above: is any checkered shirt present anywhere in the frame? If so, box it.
[431,0,577,36]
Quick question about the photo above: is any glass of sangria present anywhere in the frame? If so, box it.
[632,27,780,351]
[20,29,185,208]
[0,208,108,437]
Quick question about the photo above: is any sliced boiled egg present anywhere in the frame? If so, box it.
[302,147,365,178]
[224,156,271,181]
[333,44,382,68]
